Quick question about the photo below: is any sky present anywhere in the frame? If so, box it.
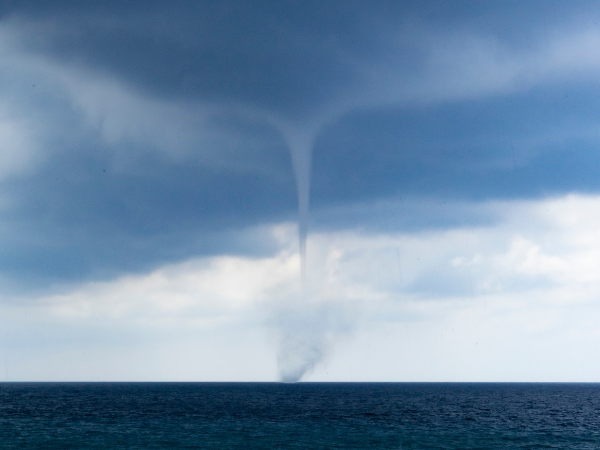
[2,0,600,381]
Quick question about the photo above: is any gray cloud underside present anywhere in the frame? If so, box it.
[1,0,599,289]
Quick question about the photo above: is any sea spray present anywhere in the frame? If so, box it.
[274,299,352,382]
[278,325,327,383]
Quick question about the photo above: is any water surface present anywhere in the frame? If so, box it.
[1,382,598,449]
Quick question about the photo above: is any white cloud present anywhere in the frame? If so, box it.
[42,246,301,325]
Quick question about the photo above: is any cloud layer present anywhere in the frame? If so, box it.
[0,2,598,287]
[2,194,600,380]
[0,1,600,380]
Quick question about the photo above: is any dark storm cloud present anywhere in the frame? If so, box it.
[311,81,600,208]
[8,0,594,115]
[0,131,294,289]
[0,0,600,289]
[3,0,375,118]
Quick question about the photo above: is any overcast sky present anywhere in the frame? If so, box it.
[2,0,600,381]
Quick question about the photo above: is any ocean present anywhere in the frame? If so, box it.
[0,382,598,449]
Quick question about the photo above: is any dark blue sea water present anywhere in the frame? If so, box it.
[1,383,599,449]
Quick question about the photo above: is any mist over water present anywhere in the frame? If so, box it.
[277,321,328,383]
[273,299,352,383]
